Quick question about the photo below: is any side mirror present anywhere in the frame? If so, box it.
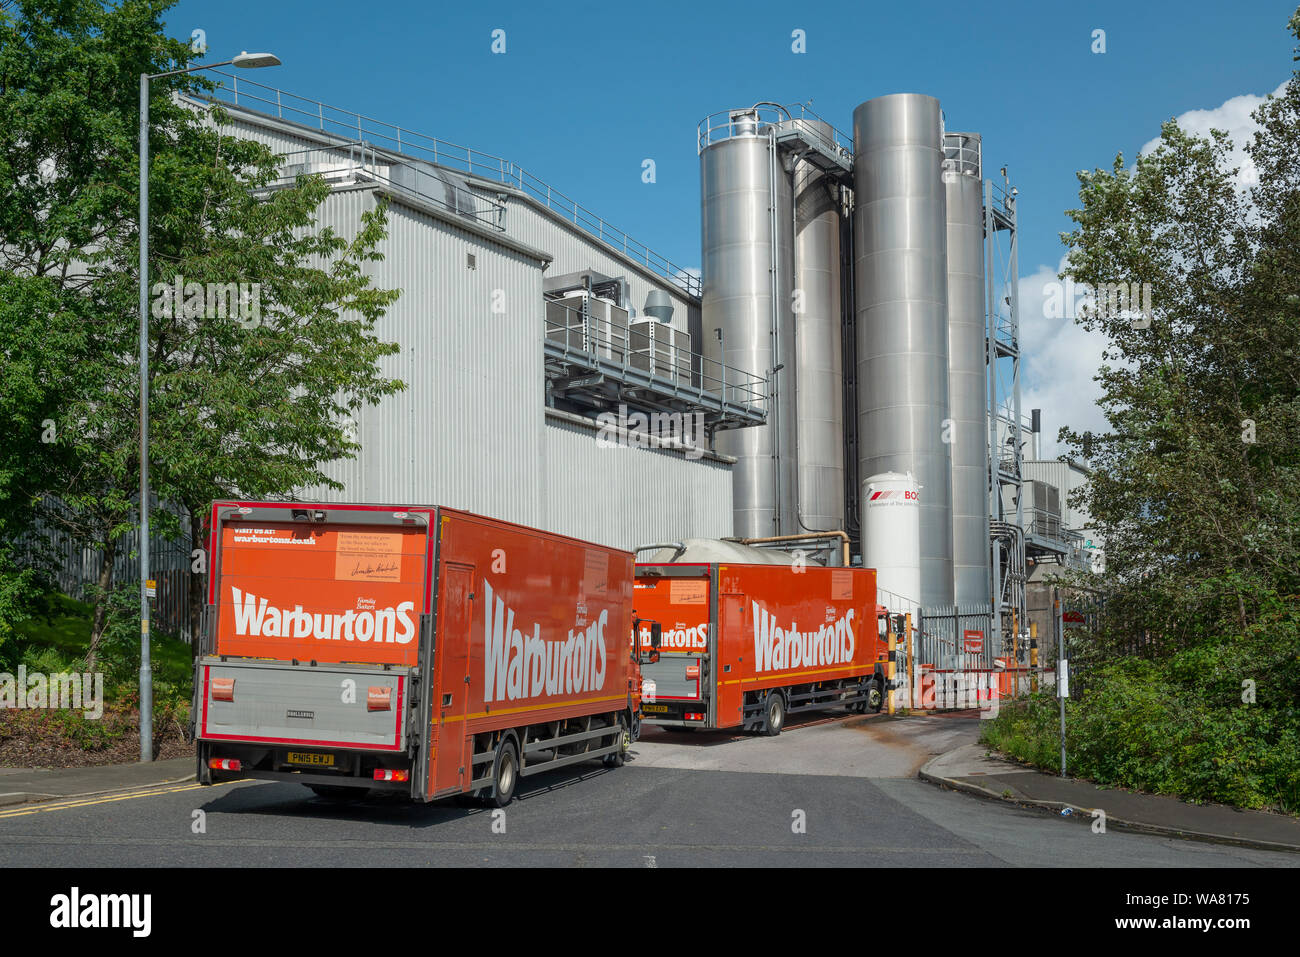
[650,623,662,650]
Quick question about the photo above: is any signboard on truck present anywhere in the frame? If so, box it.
[214,521,427,667]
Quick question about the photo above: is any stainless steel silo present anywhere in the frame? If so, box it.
[944,132,991,606]
[700,108,798,537]
[852,94,954,606]
[791,118,845,532]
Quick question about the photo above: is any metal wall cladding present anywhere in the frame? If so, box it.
[853,93,954,607]
[945,156,991,605]
[487,191,698,334]
[299,187,546,530]
[219,114,329,156]
[792,126,845,532]
[541,415,733,550]
[700,132,798,539]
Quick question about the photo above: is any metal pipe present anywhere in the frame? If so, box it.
[633,542,686,560]
[768,125,783,531]
[736,531,850,567]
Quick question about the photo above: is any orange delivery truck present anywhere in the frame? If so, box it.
[633,561,887,734]
[193,501,659,806]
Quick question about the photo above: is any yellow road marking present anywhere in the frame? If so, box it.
[0,778,251,819]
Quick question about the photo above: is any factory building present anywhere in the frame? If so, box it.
[200,81,761,554]
[61,74,1099,651]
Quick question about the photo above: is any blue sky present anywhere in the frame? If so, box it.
[169,0,1298,448]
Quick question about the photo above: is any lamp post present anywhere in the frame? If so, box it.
[138,51,280,762]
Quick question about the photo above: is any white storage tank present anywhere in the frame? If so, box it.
[864,471,922,614]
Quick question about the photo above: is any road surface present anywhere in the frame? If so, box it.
[0,712,1294,867]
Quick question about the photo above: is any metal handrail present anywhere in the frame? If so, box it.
[942,131,981,178]
[543,299,767,411]
[697,102,853,160]
[270,145,507,230]
[205,71,702,297]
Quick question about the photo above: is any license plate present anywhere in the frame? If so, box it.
[643,705,669,714]
[287,751,334,766]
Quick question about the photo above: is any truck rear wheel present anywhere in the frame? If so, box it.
[488,738,519,807]
[762,691,785,737]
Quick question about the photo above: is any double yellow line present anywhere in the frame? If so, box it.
[0,778,248,819]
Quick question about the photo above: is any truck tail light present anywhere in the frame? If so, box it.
[685,666,699,679]
[211,678,235,702]
[685,712,703,721]
[374,769,409,782]
[209,758,241,771]
[367,686,393,711]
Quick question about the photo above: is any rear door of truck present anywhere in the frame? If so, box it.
[633,563,715,726]
[196,503,432,790]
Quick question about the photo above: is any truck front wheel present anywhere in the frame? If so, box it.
[602,716,629,768]
[762,691,785,737]
[868,678,885,713]
[489,738,519,807]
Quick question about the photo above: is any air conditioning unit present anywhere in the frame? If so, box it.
[629,320,691,384]
[545,293,627,361]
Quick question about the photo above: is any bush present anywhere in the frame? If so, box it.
[982,629,1300,813]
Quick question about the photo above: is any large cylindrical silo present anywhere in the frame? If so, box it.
[700,109,798,537]
[944,133,991,606]
[852,93,954,607]
[863,471,921,615]
[791,118,845,531]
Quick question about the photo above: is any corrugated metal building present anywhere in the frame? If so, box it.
[206,93,737,552]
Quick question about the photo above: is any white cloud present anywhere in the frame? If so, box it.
[1019,81,1289,457]
[1137,81,1288,189]
[1019,255,1111,459]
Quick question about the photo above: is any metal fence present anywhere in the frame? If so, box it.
[19,499,196,643]
[900,603,1024,711]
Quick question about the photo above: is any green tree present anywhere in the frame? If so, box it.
[0,0,403,666]
[1058,8,1300,650]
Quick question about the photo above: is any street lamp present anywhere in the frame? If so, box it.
[138,51,280,762]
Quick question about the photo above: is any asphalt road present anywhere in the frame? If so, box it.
[0,712,1295,867]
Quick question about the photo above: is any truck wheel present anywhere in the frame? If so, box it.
[488,738,519,808]
[762,691,785,737]
[868,679,885,713]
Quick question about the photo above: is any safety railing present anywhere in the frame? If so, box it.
[205,71,702,297]
[702,101,852,156]
[269,145,506,230]
[942,131,982,178]
[697,102,853,163]
[543,299,767,412]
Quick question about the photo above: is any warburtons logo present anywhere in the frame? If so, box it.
[229,587,415,644]
[752,602,855,673]
[639,623,707,651]
[484,581,607,703]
